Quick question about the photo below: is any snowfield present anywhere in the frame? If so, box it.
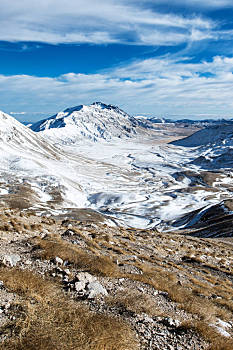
[1,104,233,234]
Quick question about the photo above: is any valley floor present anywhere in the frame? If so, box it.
[2,128,233,236]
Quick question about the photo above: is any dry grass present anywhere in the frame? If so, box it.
[33,234,121,277]
[194,321,233,350]
[180,321,233,350]
[0,215,42,234]
[121,262,233,349]
[3,300,139,350]
[0,267,139,350]
[106,290,162,317]
[0,267,58,302]
[2,212,231,350]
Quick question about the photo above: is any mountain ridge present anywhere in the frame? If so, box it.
[171,124,233,147]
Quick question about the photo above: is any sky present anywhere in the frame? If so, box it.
[1,0,233,121]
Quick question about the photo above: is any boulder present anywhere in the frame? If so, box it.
[3,254,21,267]
[87,281,108,299]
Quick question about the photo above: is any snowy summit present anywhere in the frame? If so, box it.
[31,102,141,144]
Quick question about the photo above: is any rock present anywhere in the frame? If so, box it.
[168,345,175,350]
[159,291,169,299]
[172,319,181,328]
[143,316,154,323]
[62,229,75,236]
[3,254,21,267]
[75,281,86,292]
[76,272,96,284]
[61,219,69,226]
[163,317,181,328]
[40,232,48,239]
[25,259,32,265]
[55,267,63,273]
[55,256,63,265]
[67,272,106,299]
[0,281,4,288]
[87,281,108,299]
[63,275,69,283]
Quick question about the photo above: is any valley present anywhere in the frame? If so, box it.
[1,103,233,236]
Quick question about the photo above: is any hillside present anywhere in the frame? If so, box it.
[171,124,233,147]
[0,110,58,158]
[0,208,232,350]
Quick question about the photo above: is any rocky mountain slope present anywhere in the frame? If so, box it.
[0,208,232,350]
[171,123,233,170]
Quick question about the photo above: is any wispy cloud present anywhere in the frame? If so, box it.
[0,0,214,46]
[1,55,233,119]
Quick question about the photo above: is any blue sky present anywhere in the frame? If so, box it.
[1,0,233,121]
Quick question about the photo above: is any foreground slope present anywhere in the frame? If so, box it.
[0,208,232,350]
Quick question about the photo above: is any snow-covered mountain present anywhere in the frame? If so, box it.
[0,110,58,158]
[0,110,89,212]
[170,124,233,170]
[134,116,168,124]
[31,102,144,144]
[171,124,233,147]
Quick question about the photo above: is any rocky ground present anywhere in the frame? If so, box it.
[0,207,232,350]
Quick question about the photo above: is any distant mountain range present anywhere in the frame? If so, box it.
[30,103,233,140]
[135,115,233,126]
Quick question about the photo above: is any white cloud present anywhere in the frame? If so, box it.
[151,0,233,8]
[0,0,214,45]
[1,55,233,119]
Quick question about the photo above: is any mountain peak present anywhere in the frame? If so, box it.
[31,102,140,143]
[91,102,124,113]
[60,102,121,116]
[91,101,107,107]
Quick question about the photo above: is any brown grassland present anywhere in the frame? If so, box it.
[0,209,232,349]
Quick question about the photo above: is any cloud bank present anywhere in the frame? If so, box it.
[1,56,233,120]
[1,1,233,119]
